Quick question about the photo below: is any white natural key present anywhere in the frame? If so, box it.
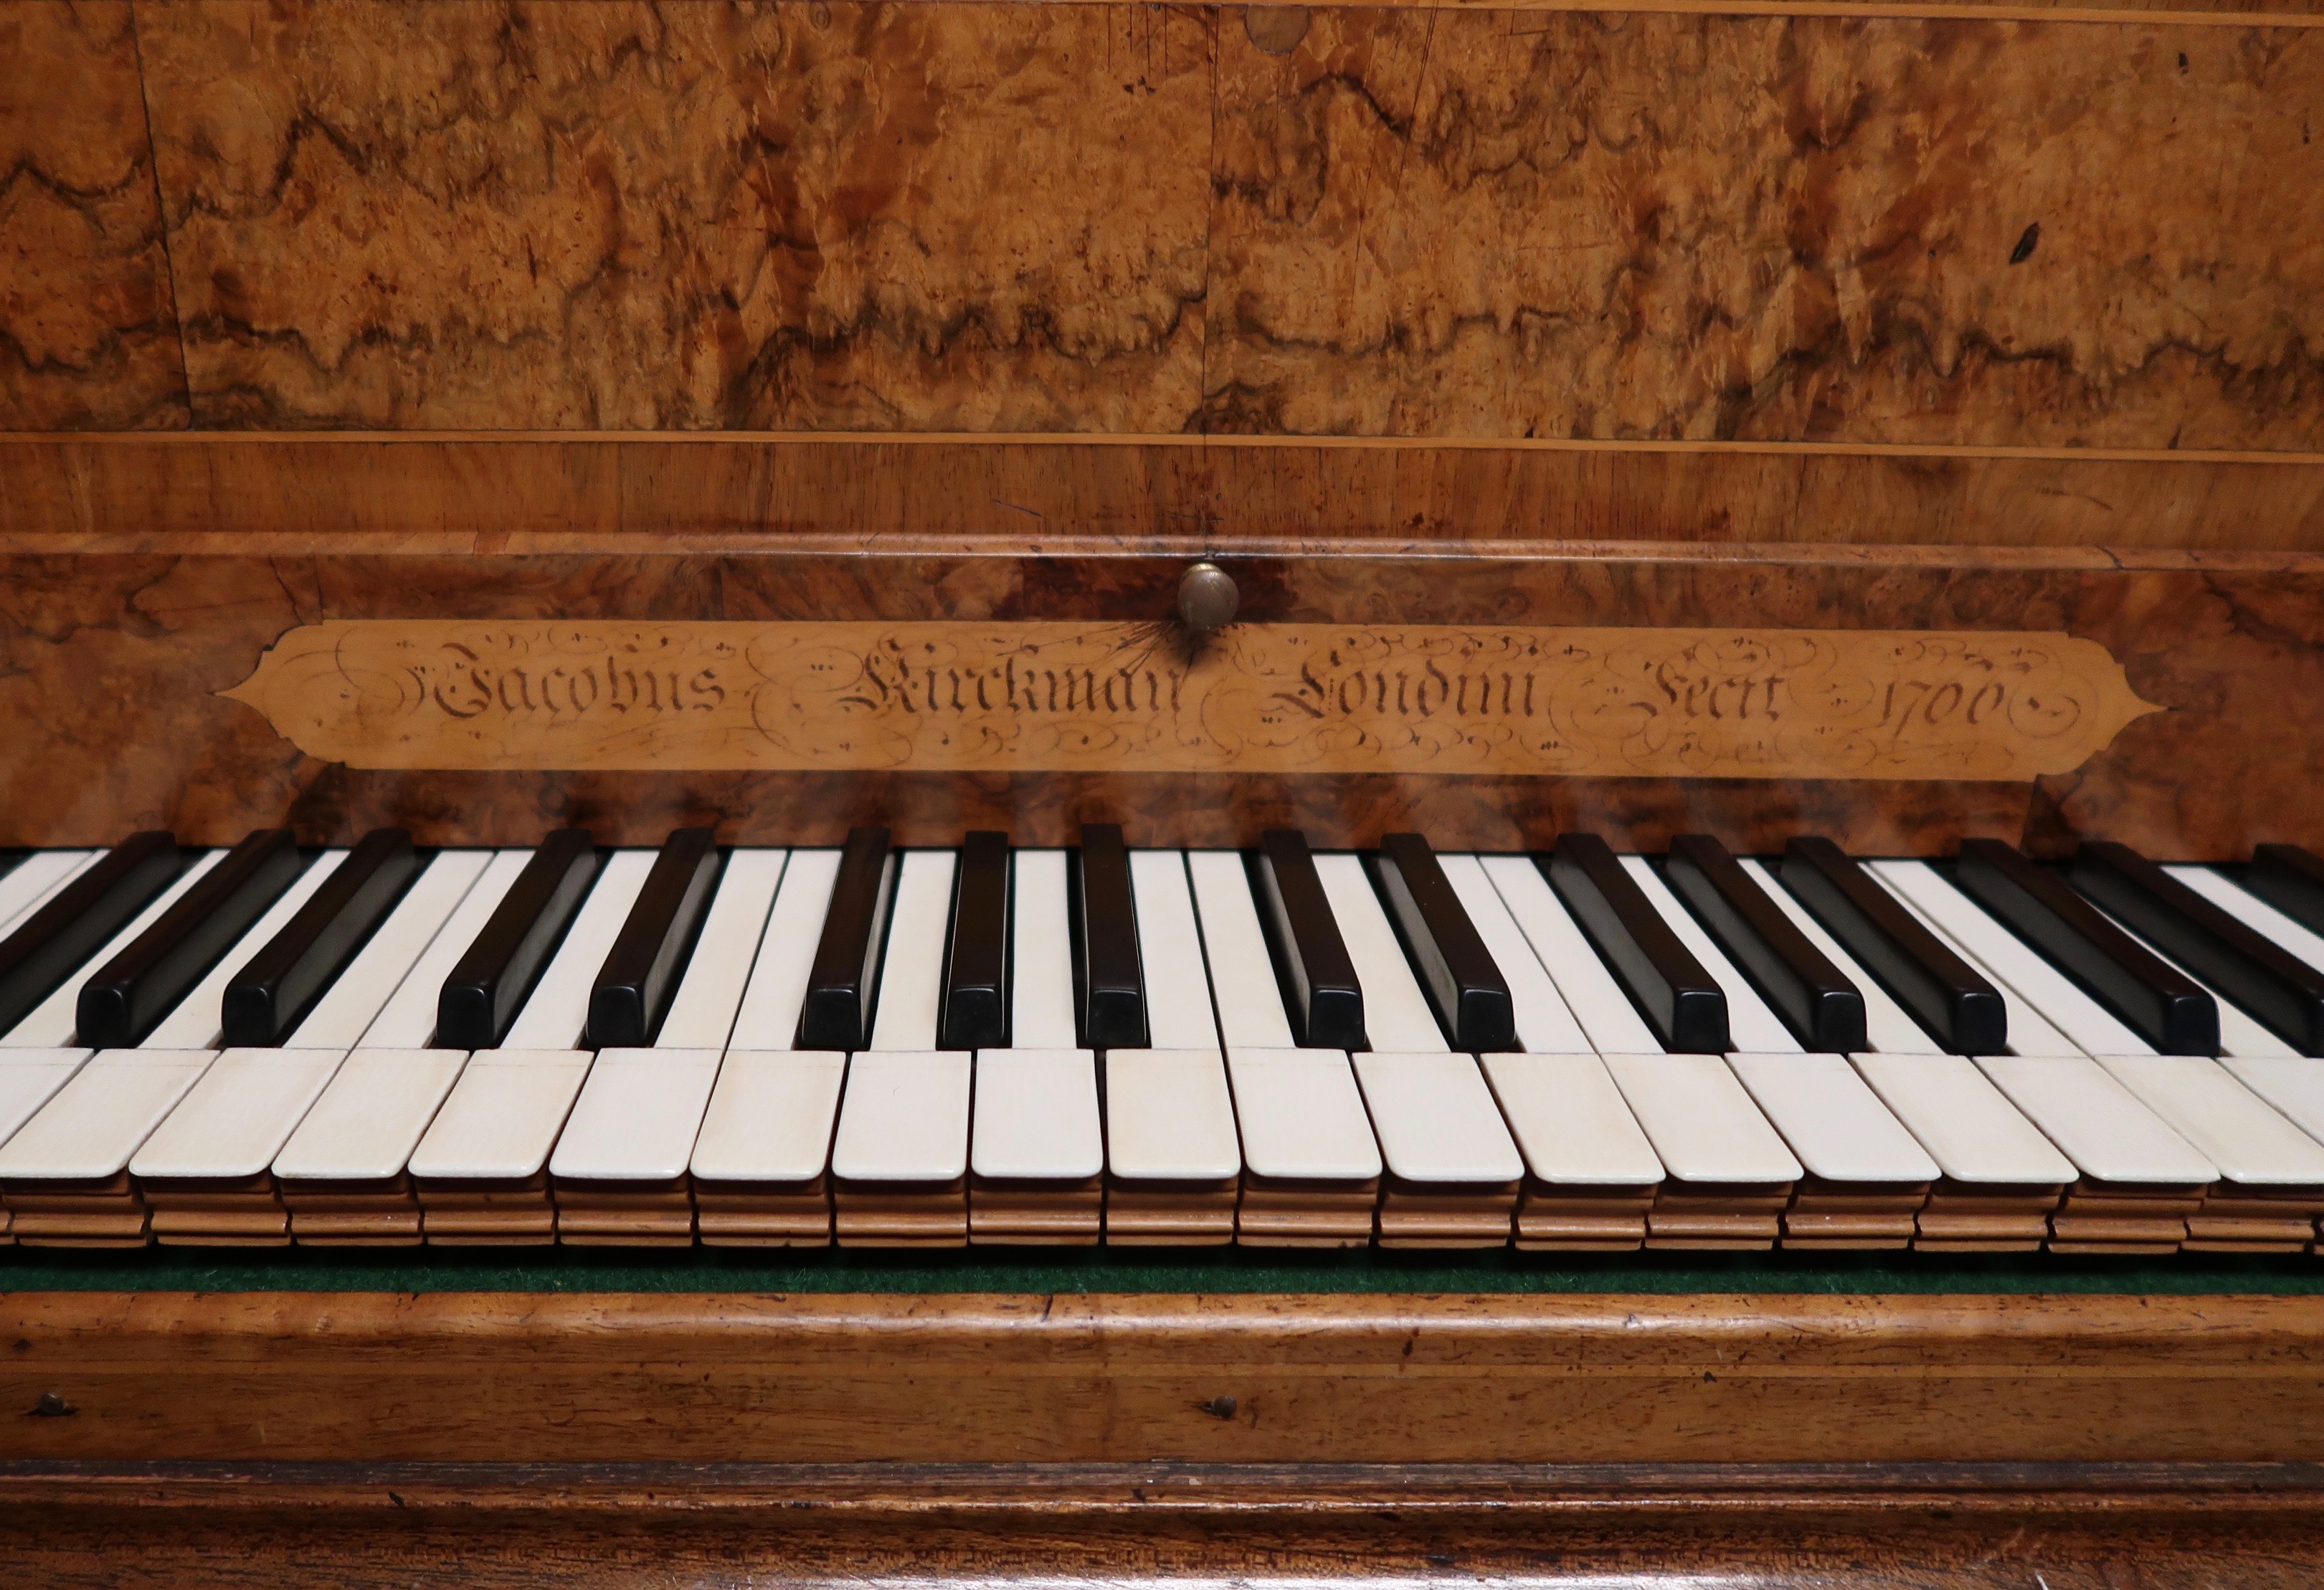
[2167,866,2324,976]
[691,1050,847,1183]
[1226,1047,1382,1180]
[0,851,98,936]
[1131,852,1218,1051]
[2,850,225,1049]
[653,849,787,1050]
[1864,867,2082,1057]
[1600,1052,1804,1184]
[1104,1049,1241,1183]
[972,1048,1102,1181]
[283,849,493,1050]
[725,849,840,1051]
[1725,1052,1940,1184]
[1188,852,1296,1049]
[272,1049,473,1182]
[351,849,533,1049]
[1976,1052,2217,1184]
[1739,858,1943,1055]
[1621,856,1798,1053]
[138,849,350,1051]
[1743,858,2073,1183]
[1872,862,2148,1056]
[1314,854,1447,1052]
[498,849,656,1051]
[0,1049,216,1180]
[407,1048,595,1181]
[1010,851,1076,1048]
[1479,1051,1665,1186]
[831,1050,971,1182]
[2094,1053,2324,1184]
[868,852,957,1052]
[129,1047,346,1180]
[2219,1055,2324,1148]
[2094,908,2300,1060]
[549,1047,724,1181]
[0,1049,92,1153]
[270,850,534,1184]
[1851,1052,2077,1185]
[1442,855,1592,1054]
[1478,855,1662,1055]
[1352,1051,1522,1184]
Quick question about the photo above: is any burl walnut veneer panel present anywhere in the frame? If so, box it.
[117,1,2324,450]
[136,0,1212,430]
[1205,11,2324,449]
[0,1,189,430]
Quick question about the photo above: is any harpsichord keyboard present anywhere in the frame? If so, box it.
[4,826,2324,1254]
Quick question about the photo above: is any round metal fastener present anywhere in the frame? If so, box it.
[1176,561,1241,633]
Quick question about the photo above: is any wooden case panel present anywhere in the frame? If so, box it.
[1,535,2319,855]
[7,1291,2324,1465]
[4,1457,2324,1589]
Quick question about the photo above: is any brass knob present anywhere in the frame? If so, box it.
[1177,561,1240,633]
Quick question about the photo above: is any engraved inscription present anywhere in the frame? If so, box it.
[222,621,2163,781]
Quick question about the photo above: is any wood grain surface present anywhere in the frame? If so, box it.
[9,1,2323,450]
[4,1457,2324,1588]
[1204,10,2324,449]
[0,535,2313,855]
[4,1290,2324,1463]
[0,1,188,430]
[14,432,2324,551]
[137,0,1215,432]
[218,617,2160,781]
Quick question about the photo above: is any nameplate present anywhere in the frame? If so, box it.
[222,620,2161,781]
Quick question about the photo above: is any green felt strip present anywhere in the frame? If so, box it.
[4,1247,2323,1294]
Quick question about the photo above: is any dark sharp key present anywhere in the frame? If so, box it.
[797,827,895,1051]
[1778,837,2008,1055]
[2072,841,2324,1056]
[586,828,723,1049]
[1664,834,1866,1053]
[1954,838,2218,1055]
[1372,833,1514,1052]
[436,829,599,1050]
[0,832,184,1037]
[77,829,303,1047]
[2246,845,2324,938]
[1074,824,1148,1048]
[1251,829,1365,1049]
[221,829,419,1047]
[1543,834,1728,1053]
[939,831,1011,1051]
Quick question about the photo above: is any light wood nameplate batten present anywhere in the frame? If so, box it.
[223,620,2157,781]
[0,535,2308,854]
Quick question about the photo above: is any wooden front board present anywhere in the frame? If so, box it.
[6,1290,2324,1465]
[1,536,2318,854]
[6,1289,2324,1585]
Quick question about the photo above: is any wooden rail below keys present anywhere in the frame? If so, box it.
[6,1290,2324,1465]
[4,1457,2324,1589]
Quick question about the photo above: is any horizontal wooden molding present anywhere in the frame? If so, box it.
[895,0,2324,23]
[9,434,2324,552]
[16,431,2324,467]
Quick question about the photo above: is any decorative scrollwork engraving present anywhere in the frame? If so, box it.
[222,620,2162,781]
